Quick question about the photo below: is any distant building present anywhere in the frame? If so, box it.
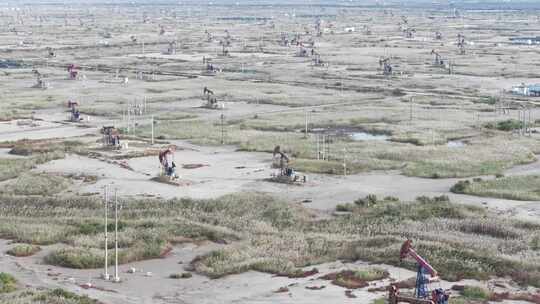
[511,83,540,97]
[509,37,540,45]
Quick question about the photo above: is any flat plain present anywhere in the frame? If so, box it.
[1,1,540,303]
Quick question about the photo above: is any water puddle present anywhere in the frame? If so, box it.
[0,148,26,159]
[350,132,389,141]
[447,140,466,148]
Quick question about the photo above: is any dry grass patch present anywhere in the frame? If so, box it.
[0,288,100,304]
[320,268,390,289]
[451,175,540,201]
[6,244,41,257]
[1,193,540,287]
[134,119,538,178]
[0,152,64,182]
[1,173,72,196]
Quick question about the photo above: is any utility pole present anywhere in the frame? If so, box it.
[522,110,526,136]
[220,113,225,145]
[327,135,331,160]
[518,110,523,136]
[340,71,344,96]
[320,134,329,161]
[102,185,110,280]
[316,134,320,160]
[113,189,120,283]
[319,135,324,160]
[144,96,147,114]
[151,115,155,144]
[343,148,347,176]
[528,110,532,136]
[134,112,137,134]
[409,98,413,124]
[304,108,308,139]
[322,135,327,160]
[127,106,131,134]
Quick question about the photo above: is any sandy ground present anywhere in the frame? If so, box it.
[36,145,272,200]
[32,142,540,222]
[1,239,520,304]
[0,120,96,142]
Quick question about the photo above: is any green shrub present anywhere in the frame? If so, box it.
[450,180,470,193]
[336,204,355,212]
[383,196,399,202]
[6,244,41,257]
[484,119,522,131]
[462,286,490,300]
[416,195,450,204]
[44,248,103,269]
[32,288,99,303]
[531,235,540,250]
[44,240,170,269]
[76,221,127,235]
[169,272,192,279]
[0,273,17,294]
[354,194,378,207]
[353,268,389,281]
[475,96,498,105]
[392,88,406,96]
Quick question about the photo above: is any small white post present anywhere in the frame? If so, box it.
[316,135,320,160]
[343,148,347,176]
[102,185,109,280]
[518,110,523,136]
[151,115,155,145]
[529,110,532,136]
[113,189,120,282]
[304,108,308,139]
[340,73,343,96]
[144,96,147,113]
[220,113,225,145]
[410,98,413,123]
[321,134,326,160]
[522,110,525,136]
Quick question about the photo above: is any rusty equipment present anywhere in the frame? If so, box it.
[67,64,80,80]
[101,126,121,148]
[270,146,306,184]
[389,240,450,304]
[431,50,444,66]
[202,87,218,109]
[379,57,393,76]
[457,33,466,55]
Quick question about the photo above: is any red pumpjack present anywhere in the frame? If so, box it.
[389,240,450,304]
